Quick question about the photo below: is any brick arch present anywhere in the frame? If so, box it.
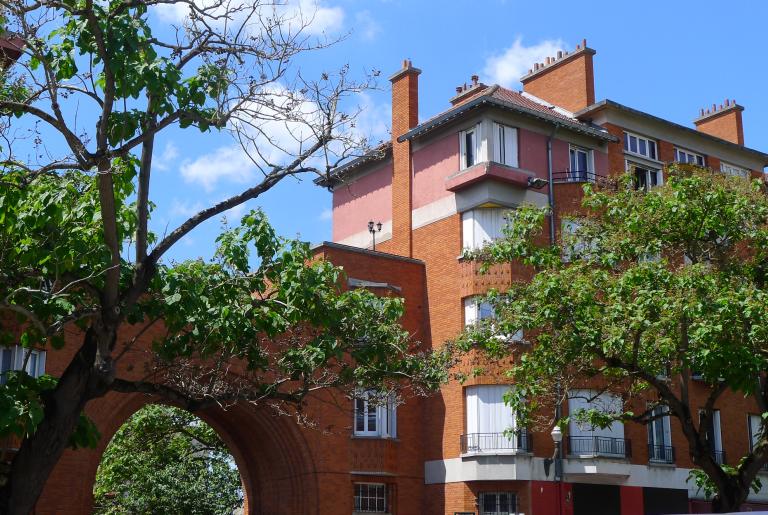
[34,391,319,514]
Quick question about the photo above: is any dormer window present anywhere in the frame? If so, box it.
[460,125,481,169]
[492,123,518,167]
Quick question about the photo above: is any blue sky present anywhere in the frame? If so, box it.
[49,0,768,262]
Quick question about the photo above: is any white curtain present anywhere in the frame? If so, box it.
[462,209,508,250]
[466,385,515,434]
[493,123,518,167]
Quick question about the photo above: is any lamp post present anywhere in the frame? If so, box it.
[551,425,564,514]
[368,220,382,251]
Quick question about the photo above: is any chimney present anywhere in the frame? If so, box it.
[520,38,596,113]
[388,59,421,257]
[694,99,744,145]
[450,75,488,105]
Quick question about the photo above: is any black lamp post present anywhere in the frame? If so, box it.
[368,220,382,251]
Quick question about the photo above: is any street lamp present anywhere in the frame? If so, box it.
[551,425,564,514]
[368,220,382,251]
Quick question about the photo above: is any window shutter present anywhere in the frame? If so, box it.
[493,123,502,163]
[476,123,485,163]
[376,403,387,437]
[461,211,474,249]
[387,397,397,438]
[504,126,518,167]
[459,130,467,169]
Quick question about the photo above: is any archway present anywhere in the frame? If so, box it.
[33,390,320,514]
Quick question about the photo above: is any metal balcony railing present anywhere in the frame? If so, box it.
[460,430,532,454]
[648,444,675,464]
[552,170,606,184]
[567,435,632,458]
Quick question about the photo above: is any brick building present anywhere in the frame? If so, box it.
[315,39,768,514]
[7,39,768,514]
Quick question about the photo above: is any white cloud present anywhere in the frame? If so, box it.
[154,0,344,36]
[170,198,205,218]
[154,141,180,172]
[354,10,380,41]
[351,92,390,144]
[319,207,332,221]
[483,37,566,88]
[179,146,257,191]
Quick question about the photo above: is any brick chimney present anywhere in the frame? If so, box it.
[520,38,596,113]
[450,74,488,105]
[694,99,744,145]
[389,59,420,257]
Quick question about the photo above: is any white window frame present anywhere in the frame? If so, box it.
[721,162,750,178]
[627,160,663,191]
[460,124,482,170]
[492,122,519,168]
[463,297,523,342]
[353,482,388,514]
[465,385,519,454]
[568,144,594,181]
[0,345,46,384]
[749,414,763,452]
[461,208,509,250]
[624,131,658,161]
[674,147,705,166]
[479,491,517,515]
[647,405,673,463]
[353,390,397,438]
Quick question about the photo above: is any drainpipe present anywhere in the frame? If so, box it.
[546,126,559,245]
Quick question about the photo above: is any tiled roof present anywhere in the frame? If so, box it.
[314,142,391,188]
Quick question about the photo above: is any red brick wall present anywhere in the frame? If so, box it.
[695,108,744,145]
[521,49,596,114]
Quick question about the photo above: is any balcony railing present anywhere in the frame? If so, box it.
[648,444,675,464]
[552,170,606,184]
[460,430,532,454]
[567,436,631,459]
[711,449,727,465]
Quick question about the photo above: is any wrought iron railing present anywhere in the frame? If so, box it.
[567,435,632,458]
[648,444,675,464]
[552,170,606,184]
[460,430,532,454]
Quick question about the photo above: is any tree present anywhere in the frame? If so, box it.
[460,166,768,512]
[0,1,453,512]
[93,404,243,514]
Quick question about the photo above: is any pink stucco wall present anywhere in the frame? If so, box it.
[593,148,608,175]
[412,132,459,210]
[518,129,549,179]
[332,162,392,242]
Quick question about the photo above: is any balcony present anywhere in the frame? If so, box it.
[648,444,675,464]
[567,436,631,459]
[460,430,532,455]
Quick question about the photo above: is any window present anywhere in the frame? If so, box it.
[462,208,508,250]
[628,162,662,191]
[674,148,705,166]
[460,125,482,169]
[561,220,593,262]
[749,414,763,452]
[354,390,397,438]
[479,492,517,515]
[464,385,528,454]
[0,346,46,384]
[568,145,593,181]
[354,483,388,513]
[699,409,724,464]
[647,405,673,463]
[721,162,750,178]
[568,389,627,457]
[492,123,518,167]
[624,132,658,160]
[463,298,523,342]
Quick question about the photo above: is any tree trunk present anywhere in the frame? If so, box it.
[711,476,750,513]
[0,327,111,514]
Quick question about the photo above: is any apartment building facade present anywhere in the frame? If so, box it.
[318,39,768,515]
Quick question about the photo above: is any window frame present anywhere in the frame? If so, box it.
[626,160,663,191]
[492,122,519,168]
[0,345,46,384]
[459,124,482,170]
[623,131,658,161]
[461,208,509,251]
[748,413,763,452]
[647,405,673,463]
[721,162,750,178]
[353,482,388,514]
[463,297,523,342]
[674,147,705,166]
[479,491,517,515]
[568,144,594,181]
[353,390,397,439]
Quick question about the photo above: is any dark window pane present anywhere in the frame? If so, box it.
[639,139,647,156]
[697,155,704,166]
[483,493,497,512]
[577,151,588,172]
[356,399,365,432]
[635,168,647,190]
[650,170,659,187]
[623,133,629,150]
[570,149,576,170]
[629,136,638,153]
[368,403,377,432]
[649,141,657,159]
[466,132,475,167]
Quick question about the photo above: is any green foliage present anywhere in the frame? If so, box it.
[688,459,763,500]
[93,405,242,515]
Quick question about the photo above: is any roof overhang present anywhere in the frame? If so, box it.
[313,143,392,188]
[576,100,768,166]
[397,94,618,144]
